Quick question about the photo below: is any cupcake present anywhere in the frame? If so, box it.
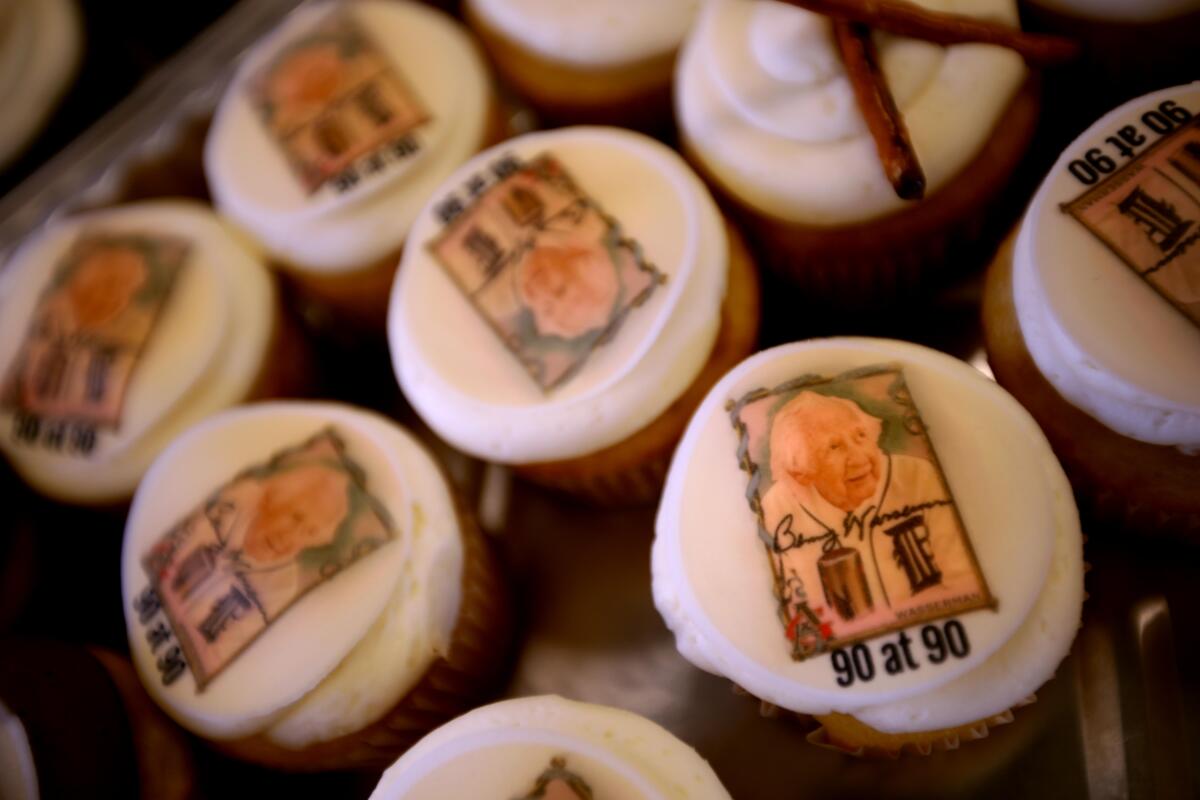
[205,0,504,328]
[121,401,513,771]
[389,126,760,504]
[0,0,81,168]
[368,695,732,799]
[1020,0,1200,100]
[983,83,1200,538]
[675,0,1044,305]
[0,640,195,800]
[0,200,306,506]
[652,338,1085,756]
[464,0,700,131]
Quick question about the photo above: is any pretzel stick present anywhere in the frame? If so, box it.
[833,20,925,200]
[782,0,1079,65]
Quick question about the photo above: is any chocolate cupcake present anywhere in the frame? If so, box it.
[675,0,1049,306]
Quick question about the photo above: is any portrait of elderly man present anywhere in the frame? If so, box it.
[759,390,981,635]
[516,236,620,341]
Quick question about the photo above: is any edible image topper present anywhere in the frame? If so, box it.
[1064,117,1200,328]
[727,366,994,662]
[514,757,594,800]
[141,429,396,691]
[1,232,187,442]
[429,154,666,391]
[249,11,430,195]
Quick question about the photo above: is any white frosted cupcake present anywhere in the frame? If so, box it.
[389,126,759,504]
[0,0,81,167]
[121,401,513,770]
[984,83,1200,538]
[653,339,1084,756]
[205,0,502,327]
[675,0,1039,303]
[0,200,302,506]
[465,0,700,130]
[369,695,732,799]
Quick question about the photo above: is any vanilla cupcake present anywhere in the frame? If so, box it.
[0,0,81,168]
[676,0,1040,304]
[121,402,512,771]
[465,0,700,131]
[984,84,1200,538]
[389,126,760,504]
[653,339,1084,756]
[0,200,305,506]
[369,695,732,799]
[205,0,503,328]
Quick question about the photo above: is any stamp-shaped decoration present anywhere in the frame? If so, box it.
[249,12,430,195]
[727,365,994,661]
[1064,117,1200,328]
[513,757,594,800]
[1,232,187,431]
[429,154,665,391]
[142,428,396,691]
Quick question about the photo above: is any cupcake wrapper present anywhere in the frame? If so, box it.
[515,452,671,506]
[808,695,1037,759]
[220,495,515,771]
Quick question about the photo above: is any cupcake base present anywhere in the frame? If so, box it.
[216,490,514,771]
[982,234,1200,540]
[809,699,1034,759]
[464,3,678,133]
[686,77,1041,309]
[513,219,761,505]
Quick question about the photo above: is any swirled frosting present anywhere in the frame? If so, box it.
[676,0,1026,225]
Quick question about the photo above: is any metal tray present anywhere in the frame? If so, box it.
[1,2,1197,797]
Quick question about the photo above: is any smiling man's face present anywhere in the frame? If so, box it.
[791,397,884,512]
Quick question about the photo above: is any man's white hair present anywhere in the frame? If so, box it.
[768,391,882,486]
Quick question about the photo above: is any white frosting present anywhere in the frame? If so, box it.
[466,0,700,67]
[1012,84,1200,450]
[390,127,727,463]
[0,0,81,167]
[370,695,732,799]
[0,201,275,505]
[676,0,1026,225]
[1027,0,1200,23]
[205,0,491,274]
[652,339,1084,732]
[0,701,37,800]
[122,402,464,748]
